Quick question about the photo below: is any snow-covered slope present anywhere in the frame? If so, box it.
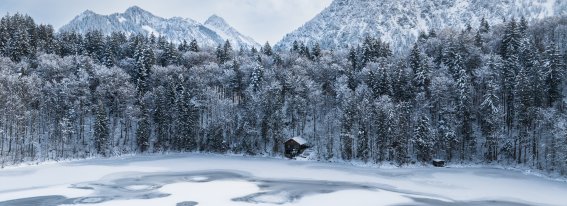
[204,15,260,49]
[60,6,260,49]
[276,0,567,53]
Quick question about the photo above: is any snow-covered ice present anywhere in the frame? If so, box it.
[0,154,565,206]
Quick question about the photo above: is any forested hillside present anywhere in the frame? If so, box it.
[0,13,566,176]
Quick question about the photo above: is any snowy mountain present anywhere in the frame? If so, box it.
[276,0,567,53]
[204,15,259,50]
[60,6,260,49]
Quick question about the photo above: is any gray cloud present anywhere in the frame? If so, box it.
[0,0,332,44]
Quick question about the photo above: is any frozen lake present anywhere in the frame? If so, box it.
[0,154,565,206]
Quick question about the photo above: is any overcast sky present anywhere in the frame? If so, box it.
[0,0,332,44]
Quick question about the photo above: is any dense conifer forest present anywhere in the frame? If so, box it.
[0,13,566,175]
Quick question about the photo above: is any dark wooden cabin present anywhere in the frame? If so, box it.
[432,159,446,167]
[284,137,309,158]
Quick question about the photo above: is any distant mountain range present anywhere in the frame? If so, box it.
[276,0,566,53]
[60,6,260,49]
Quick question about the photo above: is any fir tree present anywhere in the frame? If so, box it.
[456,67,474,161]
[189,39,199,52]
[479,17,490,33]
[250,63,264,92]
[341,99,355,160]
[137,101,151,153]
[312,43,321,60]
[134,43,154,96]
[94,101,109,156]
[178,39,189,52]
[545,44,564,106]
[414,114,433,163]
[410,43,429,94]
[262,42,273,56]
[501,18,520,59]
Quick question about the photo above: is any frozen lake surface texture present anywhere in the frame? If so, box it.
[0,154,565,206]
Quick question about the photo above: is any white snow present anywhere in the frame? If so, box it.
[60,7,260,49]
[276,0,558,52]
[0,154,565,205]
[290,136,307,145]
[544,0,556,17]
[142,25,159,36]
[117,16,127,23]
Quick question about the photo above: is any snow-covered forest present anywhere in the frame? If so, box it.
[0,13,566,175]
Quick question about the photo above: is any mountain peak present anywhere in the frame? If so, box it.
[80,9,96,17]
[125,6,152,16]
[205,14,228,27]
[60,7,259,49]
[75,9,98,21]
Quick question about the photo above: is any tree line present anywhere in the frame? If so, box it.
[0,13,566,175]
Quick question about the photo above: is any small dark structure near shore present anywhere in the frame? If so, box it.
[432,159,446,167]
[284,137,309,158]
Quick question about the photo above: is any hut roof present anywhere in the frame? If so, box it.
[288,136,308,145]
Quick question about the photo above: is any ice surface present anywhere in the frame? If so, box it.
[0,154,565,206]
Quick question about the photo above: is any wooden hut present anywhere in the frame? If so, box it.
[432,159,446,167]
[284,137,309,158]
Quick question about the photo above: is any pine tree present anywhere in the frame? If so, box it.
[134,43,154,96]
[340,100,355,160]
[175,78,198,151]
[393,66,414,102]
[312,43,321,60]
[348,47,358,72]
[362,36,374,64]
[223,40,232,56]
[410,44,429,94]
[178,39,189,52]
[518,17,528,36]
[292,40,300,53]
[250,63,264,92]
[153,87,170,152]
[356,91,371,162]
[545,44,564,106]
[480,57,502,162]
[94,101,109,156]
[479,17,490,33]
[228,60,244,102]
[515,64,533,164]
[189,39,199,52]
[367,68,380,98]
[102,44,115,68]
[216,40,232,64]
[377,66,393,97]
[137,101,151,153]
[262,42,273,56]
[475,31,483,47]
[414,114,433,163]
[394,102,411,165]
[84,30,104,61]
[502,53,519,131]
[501,19,520,59]
[216,44,225,63]
[442,41,463,78]
[456,67,474,161]
[436,114,457,161]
